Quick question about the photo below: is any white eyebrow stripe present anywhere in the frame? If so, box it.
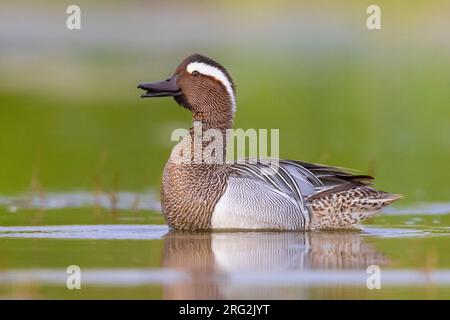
[186,61,236,113]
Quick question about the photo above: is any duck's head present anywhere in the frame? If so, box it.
[138,54,236,127]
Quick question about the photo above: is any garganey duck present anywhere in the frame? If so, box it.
[138,54,401,230]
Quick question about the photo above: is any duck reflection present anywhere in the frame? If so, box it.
[162,231,388,299]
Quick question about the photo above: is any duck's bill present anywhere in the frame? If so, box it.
[137,76,181,98]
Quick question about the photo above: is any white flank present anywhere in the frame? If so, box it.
[187,61,236,113]
[211,183,280,229]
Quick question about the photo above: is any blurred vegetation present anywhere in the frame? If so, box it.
[1,50,449,202]
[1,1,449,203]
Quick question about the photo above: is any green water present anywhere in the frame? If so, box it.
[1,1,450,299]
[0,207,449,299]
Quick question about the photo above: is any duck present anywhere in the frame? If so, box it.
[138,54,401,231]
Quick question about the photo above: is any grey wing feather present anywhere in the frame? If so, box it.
[219,176,308,229]
[227,159,373,227]
[279,160,373,192]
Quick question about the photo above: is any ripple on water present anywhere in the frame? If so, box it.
[1,192,450,216]
[0,191,161,212]
[0,268,450,287]
[383,202,450,215]
[0,225,169,240]
[0,224,448,240]
[362,227,433,238]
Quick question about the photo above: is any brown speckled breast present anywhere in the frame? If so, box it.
[161,162,229,230]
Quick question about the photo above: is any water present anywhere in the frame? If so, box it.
[1,1,450,300]
[0,192,449,299]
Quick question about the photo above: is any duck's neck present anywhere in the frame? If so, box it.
[192,108,234,131]
[169,94,236,165]
[179,104,233,165]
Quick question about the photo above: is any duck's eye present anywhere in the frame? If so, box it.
[192,70,200,77]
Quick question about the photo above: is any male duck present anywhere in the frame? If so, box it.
[138,54,401,230]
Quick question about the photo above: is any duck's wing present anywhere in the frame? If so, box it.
[277,159,374,195]
[230,159,373,199]
[211,159,373,230]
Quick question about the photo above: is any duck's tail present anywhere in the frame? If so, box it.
[307,184,402,230]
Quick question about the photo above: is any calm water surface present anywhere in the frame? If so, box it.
[0,192,449,299]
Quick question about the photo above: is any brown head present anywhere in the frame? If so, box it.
[138,54,236,129]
